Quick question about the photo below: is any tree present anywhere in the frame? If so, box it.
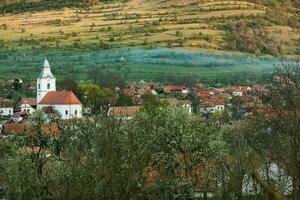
[116,93,134,106]
[87,67,126,89]
[58,75,78,92]
[77,83,116,114]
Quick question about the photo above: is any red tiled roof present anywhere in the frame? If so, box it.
[194,89,213,99]
[201,98,225,107]
[122,87,137,97]
[0,98,13,108]
[109,106,142,117]
[164,85,187,92]
[39,91,81,105]
[19,98,37,106]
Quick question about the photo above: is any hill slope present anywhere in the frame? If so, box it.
[0,0,299,57]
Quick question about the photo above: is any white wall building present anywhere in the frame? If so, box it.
[18,98,37,114]
[0,98,13,116]
[36,59,82,120]
[198,99,225,114]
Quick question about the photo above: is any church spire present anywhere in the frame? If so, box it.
[43,58,50,68]
[38,58,55,79]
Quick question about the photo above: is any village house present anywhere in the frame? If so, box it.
[224,86,252,96]
[17,98,37,114]
[36,59,83,120]
[160,98,193,115]
[194,89,215,99]
[164,85,189,95]
[0,98,13,116]
[198,98,225,114]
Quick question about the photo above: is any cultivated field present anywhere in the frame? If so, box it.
[1,0,299,53]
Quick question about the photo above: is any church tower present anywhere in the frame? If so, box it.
[37,59,56,103]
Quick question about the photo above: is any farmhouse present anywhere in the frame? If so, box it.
[164,85,189,95]
[160,98,192,115]
[0,98,13,116]
[17,98,37,114]
[198,98,225,114]
[36,59,82,120]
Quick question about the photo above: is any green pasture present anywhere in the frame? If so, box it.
[0,47,280,82]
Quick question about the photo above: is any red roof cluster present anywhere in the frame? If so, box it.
[224,86,251,93]
[39,91,81,105]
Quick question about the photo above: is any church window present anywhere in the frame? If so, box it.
[65,110,68,115]
[38,84,41,89]
[47,83,50,89]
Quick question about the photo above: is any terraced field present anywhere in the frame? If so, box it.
[1,0,299,54]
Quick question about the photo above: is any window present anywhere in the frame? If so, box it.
[75,110,77,115]
[65,110,68,115]
[38,84,41,89]
[47,83,50,90]
[9,110,11,114]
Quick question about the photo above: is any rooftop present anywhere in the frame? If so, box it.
[39,91,82,105]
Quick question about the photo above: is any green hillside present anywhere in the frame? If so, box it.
[0,0,299,81]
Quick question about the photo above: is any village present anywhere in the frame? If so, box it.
[0,59,267,135]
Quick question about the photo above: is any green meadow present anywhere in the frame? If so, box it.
[0,47,280,82]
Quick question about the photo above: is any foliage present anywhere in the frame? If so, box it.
[77,83,116,114]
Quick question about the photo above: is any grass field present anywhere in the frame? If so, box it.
[0,47,280,82]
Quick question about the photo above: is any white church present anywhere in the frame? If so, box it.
[36,59,82,120]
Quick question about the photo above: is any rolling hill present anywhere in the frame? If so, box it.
[0,0,299,56]
[0,0,299,81]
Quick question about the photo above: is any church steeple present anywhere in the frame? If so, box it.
[37,59,56,103]
[38,58,55,79]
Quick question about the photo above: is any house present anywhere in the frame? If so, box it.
[17,98,37,114]
[36,59,83,120]
[0,98,13,116]
[164,85,189,95]
[160,98,193,115]
[194,89,214,99]
[231,86,252,96]
[11,112,30,123]
[198,98,225,114]
[108,106,142,119]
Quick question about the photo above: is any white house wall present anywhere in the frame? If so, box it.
[38,104,82,120]
[0,107,13,116]
[20,104,35,114]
